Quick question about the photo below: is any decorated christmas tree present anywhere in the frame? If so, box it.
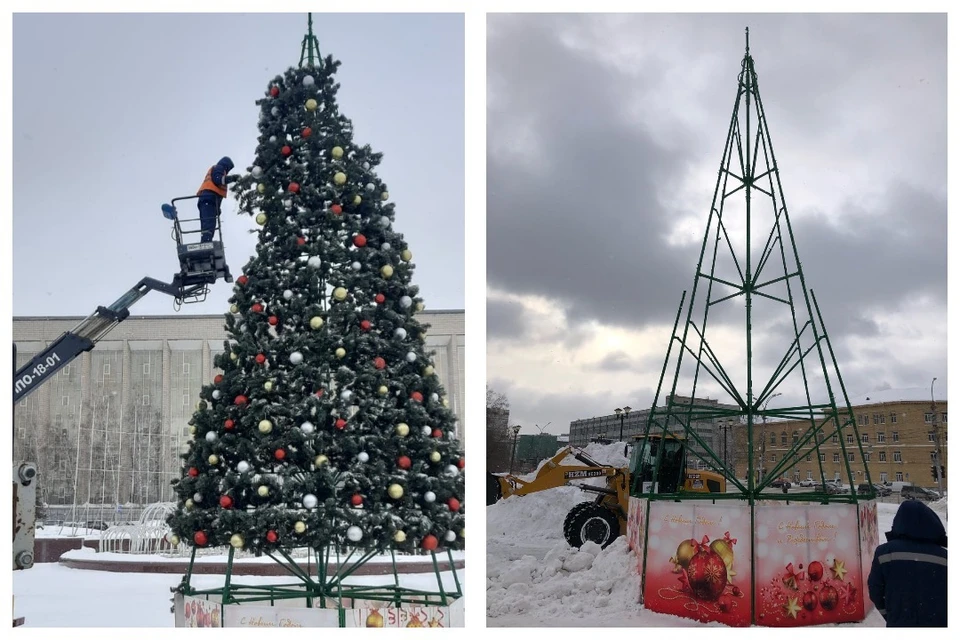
[167,17,465,566]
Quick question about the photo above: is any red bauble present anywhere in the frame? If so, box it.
[684,540,728,602]
[398,456,412,470]
[374,357,386,370]
[732,585,741,597]
[422,535,439,551]
[331,204,343,215]
[360,320,372,331]
[255,353,267,364]
[411,391,424,402]
[274,449,286,461]
[802,590,818,612]
[432,429,443,438]
[807,561,824,581]
[301,127,312,138]
[375,293,386,304]
[297,237,307,247]
[353,234,367,247]
[237,275,248,285]
[447,498,460,512]
[234,395,248,405]
[252,303,263,313]
[350,494,363,506]
[457,458,465,469]
[718,595,732,613]
[188,467,199,477]
[266,530,278,543]
[269,85,280,97]
[819,585,838,611]
[315,388,325,397]
[193,531,208,546]
[335,418,347,430]
[219,495,233,509]
[214,374,224,384]
[288,182,300,193]
[224,419,235,430]
[281,145,292,156]
[268,316,279,326]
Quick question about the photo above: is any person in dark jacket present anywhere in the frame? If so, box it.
[867,499,947,627]
[196,156,238,242]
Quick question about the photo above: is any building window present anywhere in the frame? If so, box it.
[832,435,839,444]
[61,396,69,406]
[807,470,813,479]
[928,432,936,442]
[833,453,840,463]
[182,394,190,406]
[857,415,867,426]
[890,413,897,424]
[924,413,935,423]
[61,365,71,376]
[143,362,151,375]
[781,432,787,446]
[895,471,903,482]
[864,452,871,462]
[861,433,869,444]
[893,451,902,463]
[877,432,885,443]
[930,451,937,461]
[846,452,854,462]
[873,414,879,425]
[792,431,799,444]
[16,426,26,440]
[879,451,887,462]
[880,472,887,483]
[892,431,899,443]
[770,432,776,445]
[846,433,854,444]
[879,414,885,424]
[770,454,777,463]
[806,454,811,462]
[835,472,841,482]
[142,395,150,406]
[819,453,826,462]
[58,486,67,500]
[183,362,191,375]
[942,413,947,423]
[103,363,111,375]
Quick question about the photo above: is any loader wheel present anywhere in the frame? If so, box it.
[563,501,620,549]
[487,473,503,506]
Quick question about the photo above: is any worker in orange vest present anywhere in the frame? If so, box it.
[196,157,239,242]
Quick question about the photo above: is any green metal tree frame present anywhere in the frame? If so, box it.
[635,29,872,506]
[172,13,463,615]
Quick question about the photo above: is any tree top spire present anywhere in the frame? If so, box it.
[299,12,321,68]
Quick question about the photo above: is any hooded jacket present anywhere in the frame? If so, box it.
[197,157,235,200]
[867,500,947,627]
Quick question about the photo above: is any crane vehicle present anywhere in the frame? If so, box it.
[487,434,727,549]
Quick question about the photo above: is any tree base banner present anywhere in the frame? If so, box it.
[858,500,879,618]
[174,592,463,628]
[753,502,871,626]
[642,502,752,626]
[627,497,648,603]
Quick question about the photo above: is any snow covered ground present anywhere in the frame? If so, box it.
[487,443,946,627]
[14,563,464,627]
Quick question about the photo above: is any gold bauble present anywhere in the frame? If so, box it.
[675,539,697,569]
[264,380,273,391]
[310,316,324,329]
[353,195,361,205]
[429,451,442,463]
[256,183,265,193]
[208,454,219,465]
[258,419,273,433]
[388,484,404,499]
[710,538,736,580]
[258,485,269,497]
[381,265,394,279]
[442,397,449,408]
[460,529,465,539]
[230,304,239,314]
[365,610,384,628]
[189,425,196,435]
[305,98,318,111]
[381,191,389,201]
[334,172,347,185]
[332,146,343,159]
[185,499,194,509]
[333,287,347,301]
[423,365,435,376]
[400,249,412,262]
[230,534,244,549]
[415,302,425,312]
[255,213,267,225]
[335,347,346,359]
[393,531,406,543]
[294,521,306,533]
[396,423,410,437]
[314,454,328,467]
[229,351,239,360]
[168,534,180,546]
[378,385,388,396]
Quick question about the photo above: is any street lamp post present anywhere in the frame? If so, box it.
[931,378,944,497]
[760,392,782,483]
[509,425,522,474]
[614,406,632,443]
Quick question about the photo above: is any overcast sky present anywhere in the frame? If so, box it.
[487,13,947,436]
[12,12,464,316]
